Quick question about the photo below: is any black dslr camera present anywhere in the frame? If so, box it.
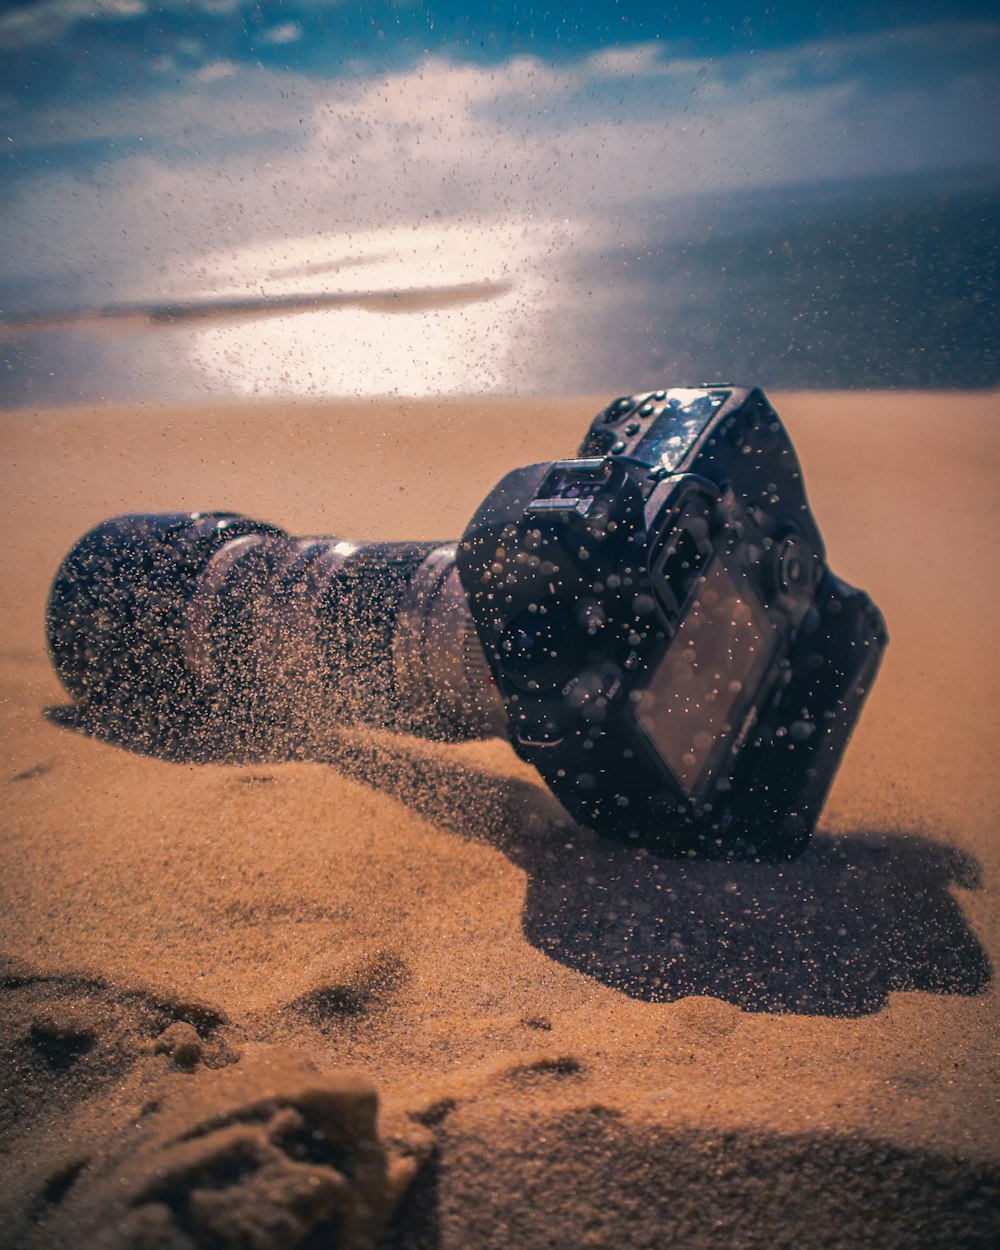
[47,387,886,860]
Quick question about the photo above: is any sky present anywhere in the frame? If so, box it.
[1,1,999,404]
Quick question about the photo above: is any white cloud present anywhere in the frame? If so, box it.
[593,45,667,77]
[191,59,238,83]
[260,22,302,48]
[9,27,1000,287]
[8,68,317,149]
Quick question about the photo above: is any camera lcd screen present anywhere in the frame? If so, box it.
[637,554,778,796]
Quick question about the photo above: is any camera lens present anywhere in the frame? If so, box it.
[47,515,505,753]
[46,513,280,724]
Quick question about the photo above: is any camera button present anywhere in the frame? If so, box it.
[771,531,818,600]
[604,397,634,422]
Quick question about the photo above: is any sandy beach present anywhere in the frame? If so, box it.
[1,391,997,1247]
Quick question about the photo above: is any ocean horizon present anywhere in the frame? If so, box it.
[4,169,998,409]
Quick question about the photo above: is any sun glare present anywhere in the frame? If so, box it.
[187,220,579,396]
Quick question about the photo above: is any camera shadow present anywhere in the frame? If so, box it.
[46,704,992,1018]
[306,732,991,1017]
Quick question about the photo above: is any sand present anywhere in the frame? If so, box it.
[0,391,997,1247]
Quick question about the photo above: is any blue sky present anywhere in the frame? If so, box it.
[1,2,998,402]
[4,3,999,84]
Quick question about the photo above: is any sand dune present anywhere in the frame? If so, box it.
[1,392,997,1247]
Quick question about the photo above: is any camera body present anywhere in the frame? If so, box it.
[457,387,886,858]
[46,386,886,861]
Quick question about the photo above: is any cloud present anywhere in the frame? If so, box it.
[191,60,238,83]
[3,24,999,400]
[592,45,666,77]
[8,27,1000,250]
[0,0,267,50]
[3,26,997,292]
[9,23,1000,168]
[0,0,145,50]
[260,22,302,48]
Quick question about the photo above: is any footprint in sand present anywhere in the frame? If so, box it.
[0,958,235,1143]
[281,950,410,1028]
[30,1046,431,1250]
[501,1054,584,1084]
